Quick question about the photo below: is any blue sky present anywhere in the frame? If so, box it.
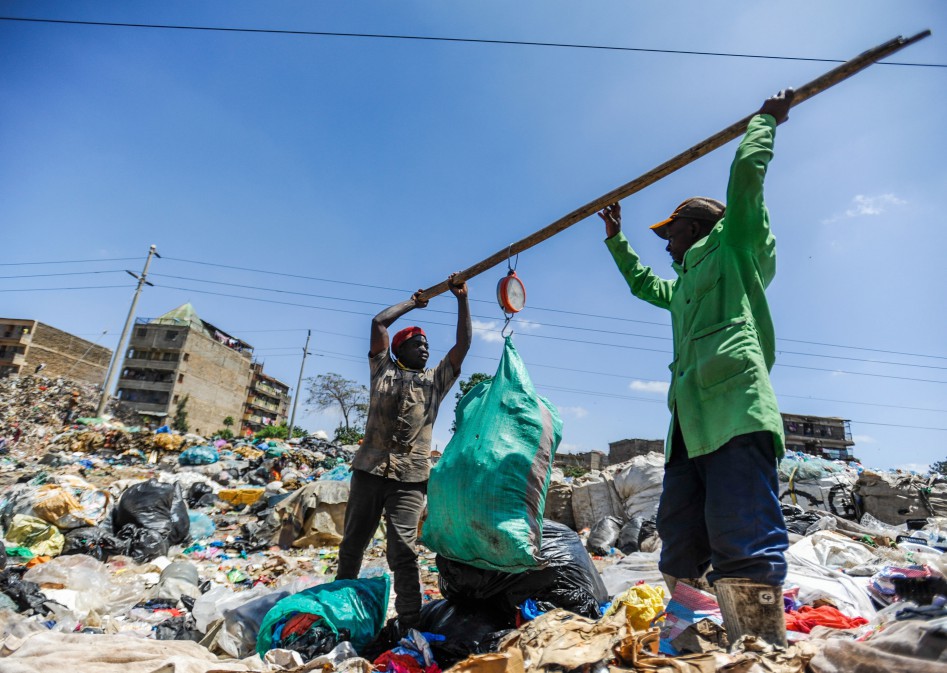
[2,1,945,469]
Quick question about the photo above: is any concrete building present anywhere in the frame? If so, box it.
[609,438,665,464]
[609,414,856,464]
[0,318,112,385]
[242,361,291,435]
[554,450,608,472]
[116,304,256,435]
[782,413,856,461]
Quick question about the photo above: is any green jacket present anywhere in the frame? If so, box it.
[606,114,784,461]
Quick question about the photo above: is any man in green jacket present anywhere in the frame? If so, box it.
[600,89,795,647]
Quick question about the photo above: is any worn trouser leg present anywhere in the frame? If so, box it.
[384,480,427,627]
[657,420,788,587]
[702,432,788,587]
[336,470,386,580]
[657,419,712,581]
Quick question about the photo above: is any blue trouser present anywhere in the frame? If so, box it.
[656,419,788,586]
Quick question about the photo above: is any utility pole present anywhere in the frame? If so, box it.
[96,245,159,417]
[287,329,311,439]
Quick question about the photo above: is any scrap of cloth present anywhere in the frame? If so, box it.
[0,630,265,673]
[784,605,869,634]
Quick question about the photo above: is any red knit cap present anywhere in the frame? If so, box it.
[391,326,426,355]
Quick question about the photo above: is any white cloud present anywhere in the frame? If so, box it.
[895,462,930,474]
[559,405,589,419]
[472,319,503,343]
[629,379,670,394]
[823,193,906,224]
[852,434,875,444]
[558,442,583,454]
[513,318,542,331]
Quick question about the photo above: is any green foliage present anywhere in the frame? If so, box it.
[930,459,947,476]
[450,373,493,433]
[334,424,365,445]
[222,416,235,428]
[562,465,590,479]
[171,395,190,433]
[255,424,288,440]
[306,373,368,431]
[215,428,234,440]
[253,424,307,441]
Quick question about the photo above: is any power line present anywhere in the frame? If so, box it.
[0,257,140,266]
[9,277,946,383]
[0,269,126,279]
[158,256,947,361]
[0,285,130,292]
[152,272,674,344]
[2,16,943,68]
[151,281,947,385]
[152,271,947,371]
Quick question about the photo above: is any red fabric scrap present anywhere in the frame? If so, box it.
[374,652,424,673]
[785,605,868,634]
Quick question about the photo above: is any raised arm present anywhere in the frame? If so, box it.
[600,203,675,310]
[446,272,471,375]
[723,89,794,249]
[369,291,428,357]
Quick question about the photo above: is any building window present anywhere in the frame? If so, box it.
[165,330,177,341]
[177,373,184,383]
[183,353,190,362]
[136,328,146,337]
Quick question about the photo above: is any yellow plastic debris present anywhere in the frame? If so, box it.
[605,583,667,631]
[218,487,265,505]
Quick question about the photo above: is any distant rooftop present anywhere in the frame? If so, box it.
[139,303,254,352]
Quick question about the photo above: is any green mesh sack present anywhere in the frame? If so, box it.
[256,575,389,655]
[421,337,562,572]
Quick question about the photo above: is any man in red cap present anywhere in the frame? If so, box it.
[337,272,471,632]
[599,90,795,647]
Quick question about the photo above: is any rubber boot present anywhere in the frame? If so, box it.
[714,578,787,648]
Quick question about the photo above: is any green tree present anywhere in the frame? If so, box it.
[930,459,947,476]
[450,373,493,432]
[172,394,190,433]
[254,424,307,441]
[222,416,235,428]
[306,373,368,432]
[334,424,365,445]
[215,428,235,440]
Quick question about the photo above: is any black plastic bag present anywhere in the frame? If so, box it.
[154,615,202,641]
[616,518,646,554]
[417,599,513,667]
[780,504,823,536]
[186,482,215,509]
[437,520,608,619]
[116,523,170,562]
[62,526,129,561]
[587,516,622,555]
[0,569,52,614]
[112,479,190,544]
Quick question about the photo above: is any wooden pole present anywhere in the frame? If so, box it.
[418,30,931,300]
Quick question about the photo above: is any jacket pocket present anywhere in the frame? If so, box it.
[692,318,749,389]
[687,240,721,303]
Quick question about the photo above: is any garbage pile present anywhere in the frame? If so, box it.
[1,373,946,671]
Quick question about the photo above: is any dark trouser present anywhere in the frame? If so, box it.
[656,419,788,586]
[337,469,427,626]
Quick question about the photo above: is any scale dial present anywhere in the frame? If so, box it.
[497,271,526,313]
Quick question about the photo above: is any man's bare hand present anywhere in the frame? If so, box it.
[759,88,795,125]
[447,272,468,299]
[598,202,622,239]
[412,289,429,309]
